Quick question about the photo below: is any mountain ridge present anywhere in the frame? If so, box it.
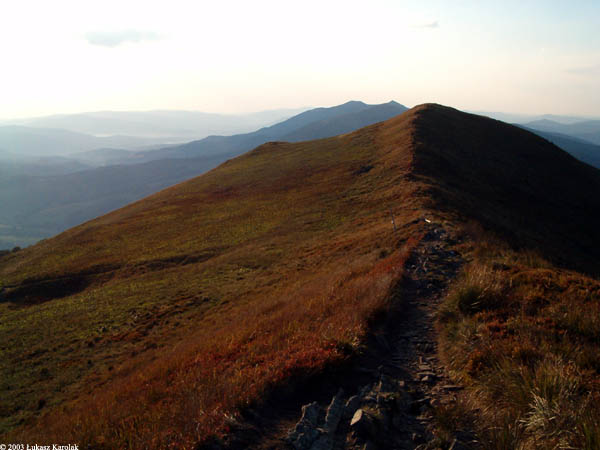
[520,126,600,169]
[2,104,600,448]
[4,103,599,286]
[524,118,600,145]
[3,108,311,139]
[0,125,171,157]
[122,100,407,164]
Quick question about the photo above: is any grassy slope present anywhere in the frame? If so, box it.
[3,104,600,449]
[0,111,427,448]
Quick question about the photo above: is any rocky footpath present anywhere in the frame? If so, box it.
[285,223,468,450]
[201,221,470,450]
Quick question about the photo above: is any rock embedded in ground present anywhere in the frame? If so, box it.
[308,434,333,450]
[290,428,321,450]
[417,370,436,378]
[287,402,322,450]
[350,409,379,440]
[323,389,345,433]
[343,395,361,421]
[440,384,463,391]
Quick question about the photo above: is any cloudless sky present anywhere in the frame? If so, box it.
[1,0,599,119]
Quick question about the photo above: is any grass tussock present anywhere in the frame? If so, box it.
[437,229,600,449]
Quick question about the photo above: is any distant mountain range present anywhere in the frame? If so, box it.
[520,127,600,170]
[0,126,170,157]
[2,108,310,139]
[468,114,600,171]
[105,100,407,165]
[0,156,91,177]
[521,119,600,145]
[0,100,407,248]
[472,111,600,125]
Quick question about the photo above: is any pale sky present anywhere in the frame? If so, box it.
[1,0,599,119]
